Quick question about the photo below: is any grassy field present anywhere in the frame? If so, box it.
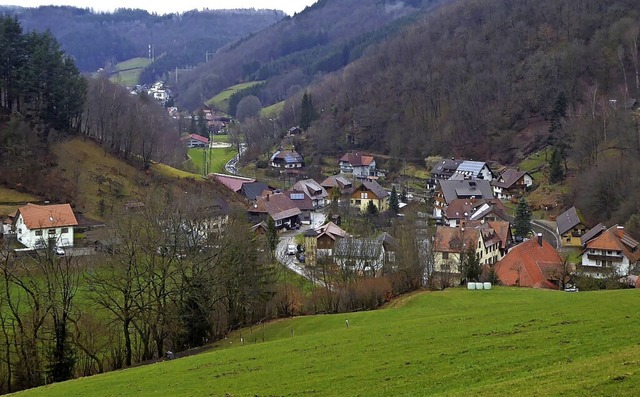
[110,57,152,86]
[0,187,39,216]
[206,81,264,112]
[260,100,285,117]
[186,147,237,175]
[18,287,640,396]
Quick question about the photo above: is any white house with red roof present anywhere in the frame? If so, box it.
[339,152,376,179]
[13,203,78,249]
[181,134,209,148]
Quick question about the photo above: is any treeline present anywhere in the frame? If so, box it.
[0,16,85,134]
[0,192,431,393]
[82,78,184,168]
[176,0,438,110]
[5,6,284,76]
[0,17,184,203]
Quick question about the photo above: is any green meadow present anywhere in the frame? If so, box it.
[17,288,640,396]
[187,147,237,175]
[110,57,152,86]
[207,81,264,112]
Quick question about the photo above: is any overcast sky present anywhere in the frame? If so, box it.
[0,0,318,16]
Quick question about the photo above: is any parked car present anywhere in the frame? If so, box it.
[297,252,305,263]
[287,243,297,255]
[54,246,65,256]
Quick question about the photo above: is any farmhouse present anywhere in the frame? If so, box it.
[432,179,494,219]
[303,222,350,266]
[578,225,640,279]
[494,235,566,289]
[270,149,304,169]
[13,203,78,249]
[333,233,396,276]
[453,160,494,181]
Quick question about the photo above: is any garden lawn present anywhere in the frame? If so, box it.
[18,288,640,397]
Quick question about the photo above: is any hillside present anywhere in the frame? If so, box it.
[3,6,284,79]
[174,0,443,110]
[17,288,640,396]
[0,137,244,222]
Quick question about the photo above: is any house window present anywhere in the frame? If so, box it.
[35,230,43,236]
[355,200,361,205]
[275,220,282,226]
[61,228,69,234]
[48,229,56,235]
[361,192,368,199]
[443,252,449,259]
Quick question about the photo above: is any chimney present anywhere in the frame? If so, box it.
[537,233,543,247]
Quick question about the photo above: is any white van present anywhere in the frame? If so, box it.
[287,244,297,255]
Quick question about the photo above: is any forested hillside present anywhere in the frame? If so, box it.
[175,0,443,110]
[1,6,284,81]
[274,0,639,227]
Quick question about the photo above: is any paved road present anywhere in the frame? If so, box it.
[224,143,246,175]
[531,219,561,249]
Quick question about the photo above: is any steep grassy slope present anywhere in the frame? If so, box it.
[18,288,640,396]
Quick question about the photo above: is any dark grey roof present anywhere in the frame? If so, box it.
[334,237,383,259]
[438,179,493,204]
[361,180,388,199]
[580,223,606,246]
[241,182,270,201]
[430,159,463,176]
[556,206,584,236]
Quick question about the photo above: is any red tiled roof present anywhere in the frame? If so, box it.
[585,226,640,263]
[494,238,563,289]
[434,226,480,253]
[181,134,209,144]
[212,173,255,193]
[340,152,374,166]
[16,203,78,230]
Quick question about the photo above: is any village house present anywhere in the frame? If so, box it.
[492,168,534,200]
[240,181,270,202]
[494,234,567,289]
[443,198,510,227]
[433,226,480,280]
[248,192,301,230]
[350,180,389,212]
[339,152,376,179]
[556,206,588,247]
[428,158,463,190]
[291,179,328,208]
[270,149,304,169]
[13,203,78,249]
[303,222,350,266]
[181,134,209,148]
[211,173,255,193]
[321,175,353,198]
[333,233,397,277]
[578,225,640,279]
[287,189,315,225]
[432,179,494,219]
[453,160,494,181]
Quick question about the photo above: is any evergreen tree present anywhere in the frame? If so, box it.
[389,185,400,214]
[549,147,564,183]
[265,216,279,260]
[190,113,197,134]
[461,246,481,282]
[299,91,317,131]
[197,109,208,138]
[366,200,378,215]
[514,197,532,239]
